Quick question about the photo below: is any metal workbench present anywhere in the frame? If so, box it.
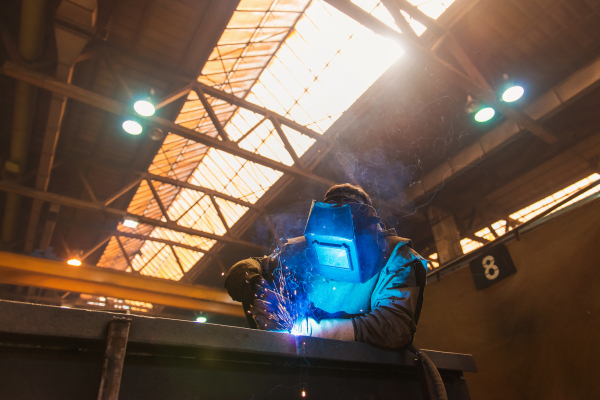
[0,300,476,399]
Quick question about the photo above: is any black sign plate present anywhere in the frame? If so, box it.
[469,243,516,290]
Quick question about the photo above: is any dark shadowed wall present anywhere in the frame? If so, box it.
[415,197,600,399]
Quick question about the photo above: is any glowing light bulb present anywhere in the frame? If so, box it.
[133,100,155,116]
[302,390,306,397]
[67,259,81,266]
[474,107,495,122]
[123,218,139,228]
[196,316,207,323]
[122,120,143,135]
[502,85,524,102]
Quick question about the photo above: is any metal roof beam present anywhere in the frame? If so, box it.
[114,231,207,254]
[139,172,262,210]
[1,62,335,187]
[193,86,230,141]
[271,116,302,167]
[324,0,558,144]
[0,180,266,252]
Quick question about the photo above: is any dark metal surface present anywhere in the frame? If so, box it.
[0,300,477,372]
[0,300,475,399]
[97,318,131,400]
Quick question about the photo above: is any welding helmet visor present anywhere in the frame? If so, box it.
[303,200,380,283]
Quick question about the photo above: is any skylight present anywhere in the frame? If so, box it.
[459,173,600,256]
[98,0,458,280]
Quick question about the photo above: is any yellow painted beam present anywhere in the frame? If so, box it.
[0,252,243,317]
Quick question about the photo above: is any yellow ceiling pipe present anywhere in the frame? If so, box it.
[0,251,243,317]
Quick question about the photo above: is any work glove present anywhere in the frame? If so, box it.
[224,258,263,304]
[250,279,294,331]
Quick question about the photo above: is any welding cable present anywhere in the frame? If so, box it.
[407,344,448,400]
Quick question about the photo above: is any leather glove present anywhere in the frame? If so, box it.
[224,258,263,304]
[250,280,294,331]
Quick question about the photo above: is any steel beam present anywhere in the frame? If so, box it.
[140,171,262,210]
[322,0,474,87]
[326,0,558,144]
[0,251,242,316]
[155,83,193,109]
[0,180,265,251]
[271,116,302,167]
[193,86,230,141]
[97,318,131,400]
[114,231,207,254]
[1,62,335,187]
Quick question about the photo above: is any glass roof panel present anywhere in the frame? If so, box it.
[100,0,458,280]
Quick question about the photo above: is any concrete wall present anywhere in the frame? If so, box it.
[415,198,600,399]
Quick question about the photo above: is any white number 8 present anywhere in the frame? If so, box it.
[482,255,499,280]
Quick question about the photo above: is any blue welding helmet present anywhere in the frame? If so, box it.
[303,201,381,283]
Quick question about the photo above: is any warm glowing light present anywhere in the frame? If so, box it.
[474,107,495,122]
[122,120,143,135]
[509,173,600,223]
[67,259,81,266]
[134,100,155,116]
[460,238,483,254]
[196,316,207,323]
[302,390,306,397]
[502,86,524,102]
[99,0,458,280]
[123,218,139,228]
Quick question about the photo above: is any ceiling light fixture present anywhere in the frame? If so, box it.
[133,99,155,116]
[122,120,143,135]
[474,107,495,122]
[501,85,524,102]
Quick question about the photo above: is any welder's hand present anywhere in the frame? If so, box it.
[251,281,292,331]
[292,317,321,336]
[224,259,262,303]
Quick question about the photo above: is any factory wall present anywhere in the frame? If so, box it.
[415,197,600,399]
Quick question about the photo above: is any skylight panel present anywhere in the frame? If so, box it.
[510,174,600,223]
[460,238,483,254]
[99,0,458,280]
[450,173,600,262]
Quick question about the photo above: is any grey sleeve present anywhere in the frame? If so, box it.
[352,246,426,348]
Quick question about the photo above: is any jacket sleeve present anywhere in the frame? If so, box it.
[352,245,427,348]
[224,256,277,303]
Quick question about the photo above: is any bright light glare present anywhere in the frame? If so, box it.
[302,390,306,397]
[134,100,155,116]
[122,120,143,135]
[502,86,524,102]
[196,316,207,323]
[67,259,82,266]
[102,0,458,280]
[123,219,139,228]
[474,107,495,122]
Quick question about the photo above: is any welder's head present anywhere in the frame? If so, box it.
[323,183,372,207]
[304,183,380,283]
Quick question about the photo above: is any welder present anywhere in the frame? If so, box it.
[224,184,427,348]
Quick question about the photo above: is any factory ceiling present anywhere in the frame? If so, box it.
[1,0,599,316]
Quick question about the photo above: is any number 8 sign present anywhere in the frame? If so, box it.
[469,243,516,290]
